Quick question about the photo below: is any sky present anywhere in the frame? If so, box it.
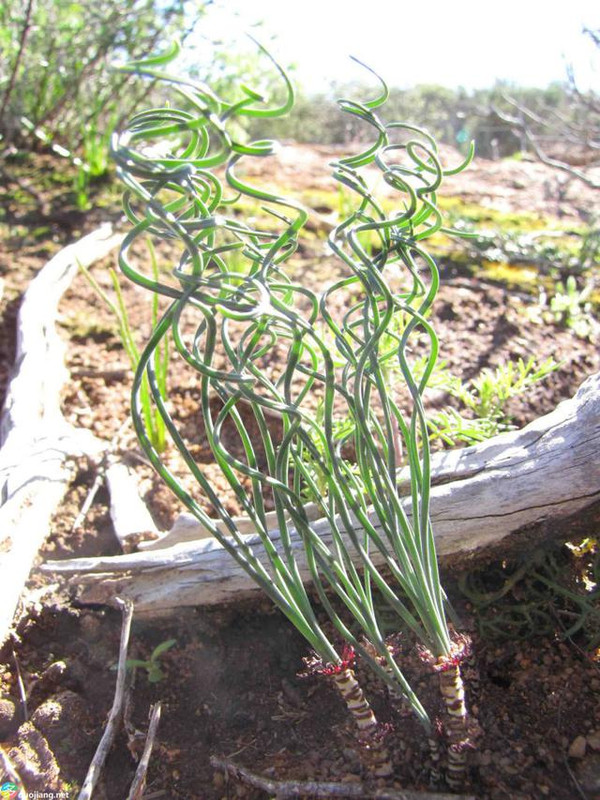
[196,0,599,93]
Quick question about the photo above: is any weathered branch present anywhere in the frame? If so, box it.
[0,0,35,138]
[106,460,159,552]
[0,744,24,789]
[126,702,162,800]
[210,756,476,800]
[79,599,133,800]
[493,101,600,188]
[0,225,122,646]
[43,372,600,613]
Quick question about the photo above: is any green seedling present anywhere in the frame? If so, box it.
[78,239,169,452]
[126,639,176,683]
[548,275,597,339]
[434,356,559,441]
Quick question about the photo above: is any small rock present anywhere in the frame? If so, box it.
[79,613,102,640]
[569,735,587,759]
[575,753,600,793]
[30,690,90,773]
[0,697,19,739]
[212,771,224,789]
[588,732,600,752]
[342,747,359,764]
[39,660,67,683]
[8,722,60,791]
[281,678,303,708]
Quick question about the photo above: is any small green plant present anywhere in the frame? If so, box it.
[434,356,559,441]
[578,224,600,274]
[0,0,197,159]
[73,118,115,210]
[459,539,600,649]
[126,639,176,683]
[311,344,558,450]
[546,275,597,339]
[78,240,169,453]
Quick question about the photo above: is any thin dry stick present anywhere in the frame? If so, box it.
[79,598,134,800]
[0,0,34,130]
[0,745,24,789]
[71,367,129,379]
[126,702,162,800]
[210,756,476,800]
[123,667,140,745]
[71,418,131,532]
[11,645,28,722]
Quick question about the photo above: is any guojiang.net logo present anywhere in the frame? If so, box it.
[0,786,70,799]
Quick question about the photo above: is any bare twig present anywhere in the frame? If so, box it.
[563,755,590,800]
[0,0,35,134]
[78,598,134,800]
[70,367,129,379]
[11,646,28,722]
[492,101,600,189]
[0,746,24,788]
[70,417,131,533]
[210,756,476,800]
[126,703,162,800]
[556,681,591,800]
[123,665,138,743]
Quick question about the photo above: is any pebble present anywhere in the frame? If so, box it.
[79,613,102,640]
[342,747,359,764]
[7,722,59,791]
[0,697,18,738]
[36,660,67,687]
[212,771,224,789]
[575,753,600,793]
[588,732,600,751]
[568,735,587,759]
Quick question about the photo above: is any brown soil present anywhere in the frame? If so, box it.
[1,145,599,800]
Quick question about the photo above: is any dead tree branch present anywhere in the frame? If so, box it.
[126,702,162,800]
[210,756,475,799]
[78,598,133,800]
[492,97,600,189]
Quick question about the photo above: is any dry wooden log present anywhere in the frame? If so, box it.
[0,225,122,646]
[43,371,600,613]
[137,500,322,551]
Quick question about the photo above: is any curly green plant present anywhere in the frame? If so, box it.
[110,42,408,779]
[315,76,476,786]
[111,43,476,787]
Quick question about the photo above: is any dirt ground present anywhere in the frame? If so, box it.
[1,144,600,800]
